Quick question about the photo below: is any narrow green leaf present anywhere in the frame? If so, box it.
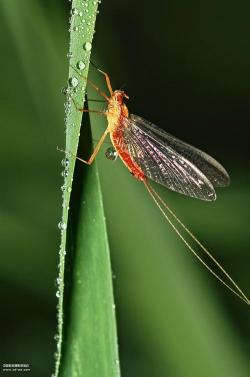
[55,1,120,376]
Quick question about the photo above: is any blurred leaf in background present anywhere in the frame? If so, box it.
[0,0,66,375]
[0,0,249,376]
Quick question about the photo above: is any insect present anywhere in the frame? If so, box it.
[61,66,249,305]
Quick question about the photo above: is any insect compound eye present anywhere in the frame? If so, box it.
[105,147,118,161]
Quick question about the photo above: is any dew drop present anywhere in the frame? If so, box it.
[84,41,92,51]
[105,147,118,161]
[61,86,70,95]
[56,290,60,298]
[71,7,79,15]
[69,76,79,87]
[61,170,69,178]
[59,248,67,256]
[72,26,79,32]
[67,52,73,59]
[77,60,86,70]
[58,221,67,231]
[61,158,70,169]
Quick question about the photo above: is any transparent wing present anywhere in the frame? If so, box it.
[129,114,230,187]
[122,116,217,201]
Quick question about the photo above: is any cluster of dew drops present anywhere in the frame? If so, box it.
[62,1,101,127]
[58,0,102,242]
[53,2,102,365]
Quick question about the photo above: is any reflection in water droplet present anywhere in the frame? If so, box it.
[105,147,118,161]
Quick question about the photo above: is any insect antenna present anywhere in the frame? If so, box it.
[144,180,250,305]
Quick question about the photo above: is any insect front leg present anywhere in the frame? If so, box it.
[96,69,114,96]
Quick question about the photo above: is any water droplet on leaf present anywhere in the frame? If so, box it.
[84,41,92,51]
[69,76,79,87]
[77,60,86,70]
[58,221,67,231]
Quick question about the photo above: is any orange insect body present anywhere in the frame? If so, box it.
[107,90,146,181]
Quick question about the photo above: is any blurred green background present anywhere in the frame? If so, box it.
[0,0,249,376]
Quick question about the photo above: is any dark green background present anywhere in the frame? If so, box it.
[0,1,249,376]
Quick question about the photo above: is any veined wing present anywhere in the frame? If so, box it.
[122,116,216,201]
[129,114,230,187]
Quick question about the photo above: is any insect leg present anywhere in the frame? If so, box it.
[70,65,110,102]
[90,60,113,95]
[96,69,113,96]
[58,128,110,165]
[71,97,107,116]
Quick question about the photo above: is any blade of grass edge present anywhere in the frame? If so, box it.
[55,1,120,376]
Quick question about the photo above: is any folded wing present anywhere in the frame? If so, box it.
[128,115,230,188]
[122,115,220,201]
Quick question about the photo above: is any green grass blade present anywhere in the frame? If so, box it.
[55,1,120,376]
